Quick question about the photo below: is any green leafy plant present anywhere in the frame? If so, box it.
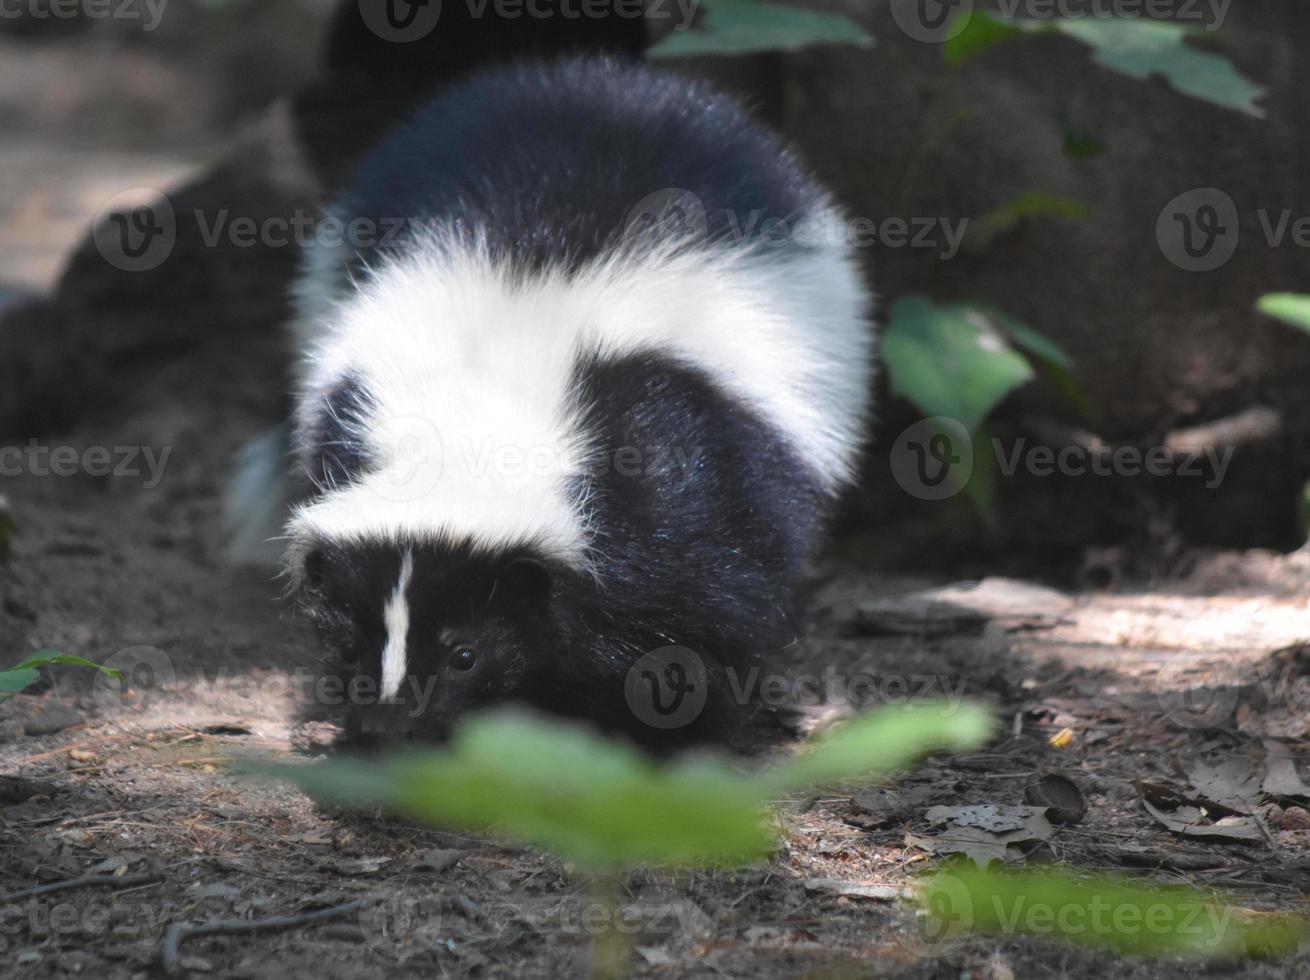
[260,702,991,977]
[881,296,1083,518]
[920,863,1310,958]
[649,0,872,58]
[945,9,1265,117]
[0,650,123,702]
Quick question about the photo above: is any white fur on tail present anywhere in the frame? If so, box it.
[285,222,874,568]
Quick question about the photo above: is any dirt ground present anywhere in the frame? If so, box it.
[3,439,1310,979]
[3,13,1310,980]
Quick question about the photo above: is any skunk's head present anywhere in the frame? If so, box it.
[292,538,558,747]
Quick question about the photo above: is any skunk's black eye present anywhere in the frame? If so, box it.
[451,648,477,672]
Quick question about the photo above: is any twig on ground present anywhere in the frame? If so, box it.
[0,872,164,903]
[161,900,366,977]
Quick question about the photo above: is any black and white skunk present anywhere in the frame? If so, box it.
[237,57,874,749]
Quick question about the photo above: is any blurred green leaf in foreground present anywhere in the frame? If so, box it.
[920,863,1310,959]
[259,702,993,870]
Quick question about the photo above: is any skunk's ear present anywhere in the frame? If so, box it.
[496,557,552,611]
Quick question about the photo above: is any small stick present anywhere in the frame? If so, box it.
[0,872,164,903]
[161,900,365,977]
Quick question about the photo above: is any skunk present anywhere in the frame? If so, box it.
[241,57,874,749]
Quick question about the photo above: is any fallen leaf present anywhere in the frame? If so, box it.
[926,805,1050,835]
[1185,757,1262,815]
[912,805,1054,868]
[1137,785,1264,844]
[1024,774,1088,825]
[908,827,1023,869]
[1262,743,1310,801]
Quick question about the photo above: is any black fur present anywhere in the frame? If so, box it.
[300,371,376,490]
[338,57,830,272]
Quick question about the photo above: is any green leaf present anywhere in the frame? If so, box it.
[0,668,40,697]
[1054,19,1266,118]
[920,863,1310,958]
[983,306,1075,372]
[0,650,122,702]
[649,0,873,58]
[943,8,1026,66]
[257,703,994,869]
[962,423,999,528]
[882,296,1037,432]
[1257,293,1310,334]
[765,702,993,791]
[968,191,1092,250]
[257,711,773,870]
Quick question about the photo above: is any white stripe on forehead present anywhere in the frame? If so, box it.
[379,549,415,702]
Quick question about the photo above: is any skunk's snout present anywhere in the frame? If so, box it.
[346,706,420,750]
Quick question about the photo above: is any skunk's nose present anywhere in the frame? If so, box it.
[348,710,416,749]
